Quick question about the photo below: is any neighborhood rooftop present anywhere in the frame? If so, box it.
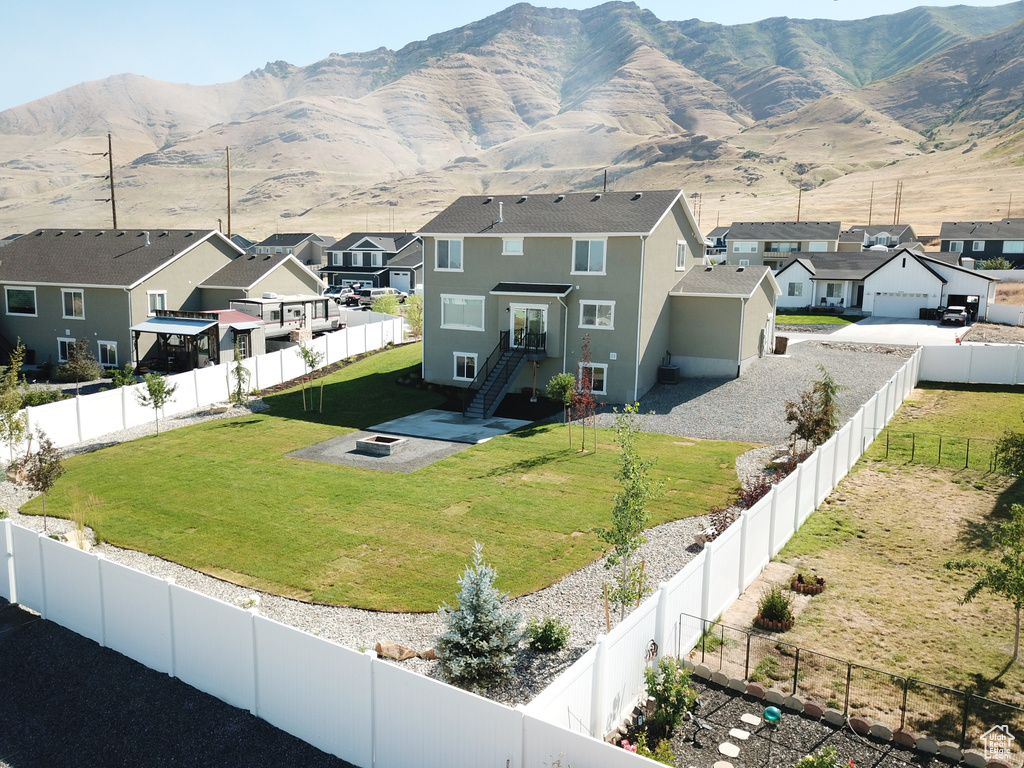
[727,221,842,240]
[330,232,419,252]
[417,190,683,235]
[669,264,777,298]
[939,218,1024,239]
[200,252,296,289]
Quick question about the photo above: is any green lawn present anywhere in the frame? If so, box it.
[24,344,753,612]
[775,311,862,326]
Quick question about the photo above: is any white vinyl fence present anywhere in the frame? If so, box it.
[19,313,403,452]
[919,343,1024,384]
[523,350,923,740]
[984,303,1024,327]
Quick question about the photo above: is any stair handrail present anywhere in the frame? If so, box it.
[462,331,510,413]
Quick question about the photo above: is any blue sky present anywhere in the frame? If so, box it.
[0,0,1008,112]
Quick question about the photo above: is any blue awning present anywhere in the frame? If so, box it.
[130,317,217,336]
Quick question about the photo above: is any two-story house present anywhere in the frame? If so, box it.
[253,233,336,271]
[837,224,919,252]
[418,190,779,412]
[721,222,843,269]
[939,219,1024,265]
[321,233,424,293]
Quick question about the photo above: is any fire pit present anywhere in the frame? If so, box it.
[355,434,407,457]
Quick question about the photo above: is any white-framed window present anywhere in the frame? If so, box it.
[579,300,615,329]
[808,241,828,252]
[350,252,364,267]
[286,248,293,255]
[1003,241,1024,254]
[770,242,799,253]
[578,362,608,396]
[453,352,478,381]
[329,252,343,266]
[826,283,843,298]
[949,240,964,253]
[675,241,687,270]
[441,295,485,331]
[5,286,37,317]
[502,238,523,256]
[788,282,803,297]
[732,241,758,253]
[57,337,75,363]
[972,241,985,252]
[738,259,750,267]
[436,239,463,271]
[369,252,383,267]
[147,290,167,316]
[275,247,283,254]
[572,239,606,274]
[98,340,117,367]
[61,288,85,319]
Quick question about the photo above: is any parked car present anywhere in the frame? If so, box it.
[358,287,408,308]
[941,305,968,325]
[343,285,366,306]
[325,285,356,304]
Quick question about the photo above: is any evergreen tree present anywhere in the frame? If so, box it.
[436,542,523,692]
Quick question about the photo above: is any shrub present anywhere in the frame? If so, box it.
[635,732,675,765]
[798,746,840,768]
[526,616,570,652]
[0,506,7,520]
[738,474,777,507]
[110,364,137,388]
[20,388,69,407]
[757,584,794,623]
[643,656,696,738]
[56,339,102,384]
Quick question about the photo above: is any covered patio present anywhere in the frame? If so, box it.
[130,315,220,373]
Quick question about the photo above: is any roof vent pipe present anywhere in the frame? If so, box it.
[498,202,504,223]
[143,231,150,247]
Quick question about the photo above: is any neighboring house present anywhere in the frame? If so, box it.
[721,221,843,269]
[0,228,244,369]
[418,189,777,412]
[199,252,325,308]
[939,218,1024,265]
[229,234,258,253]
[837,224,918,252]
[775,248,997,319]
[321,233,424,293]
[704,225,730,259]
[253,233,336,271]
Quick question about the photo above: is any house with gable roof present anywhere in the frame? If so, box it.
[940,218,1024,264]
[253,233,336,270]
[321,232,424,293]
[418,190,779,414]
[721,221,843,269]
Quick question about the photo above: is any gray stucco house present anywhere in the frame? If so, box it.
[418,190,779,413]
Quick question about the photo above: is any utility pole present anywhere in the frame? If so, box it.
[796,185,803,223]
[892,180,903,225]
[107,133,117,228]
[868,182,874,227]
[1008,192,1014,219]
[225,147,232,238]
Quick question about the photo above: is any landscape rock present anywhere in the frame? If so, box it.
[802,700,825,719]
[962,750,987,768]
[694,663,713,680]
[849,716,871,735]
[892,729,918,748]
[375,641,419,661]
[745,682,766,699]
[937,741,962,762]
[915,736,939,755]
[764,689,785,706]
[728,678,747,693]
[782,694,804,713]
[710,670,729,687]
[869,723,893,742]
[823,709,846,727]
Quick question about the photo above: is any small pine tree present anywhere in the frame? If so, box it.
[435,542,523,692]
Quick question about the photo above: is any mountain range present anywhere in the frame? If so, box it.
[2,1,1023,237]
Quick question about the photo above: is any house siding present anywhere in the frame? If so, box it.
[863,257,943,316]
[740,281,776,372]
[669,296,742,377]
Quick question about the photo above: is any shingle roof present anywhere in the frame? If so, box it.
[669,265,775,298]
[0,228,226,287]
[255,233,331,248]
[776,253,892,281]
[330,232,420,253]
[385,241,424,268]
[939,218,1024,240]
[840,224,915,243]
[200,252,292,289]
[728,222,842,241]
[417,190,683,236]
[490,282,574,296]
[705,226,730,239]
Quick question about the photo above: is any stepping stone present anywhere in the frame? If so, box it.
[729,728,750,741]
[719,742,741,758]
[741,713,761,727]
[714,762,734,768]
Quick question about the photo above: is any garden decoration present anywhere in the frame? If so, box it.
[763,705,782,766]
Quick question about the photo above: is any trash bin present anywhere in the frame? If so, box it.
[774,336,789,354]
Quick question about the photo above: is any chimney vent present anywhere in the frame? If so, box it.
[143,231,150,247]
[498,202,504,223]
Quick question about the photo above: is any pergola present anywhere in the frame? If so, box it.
[130,315,220,373]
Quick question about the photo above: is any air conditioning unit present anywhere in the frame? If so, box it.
[262,292,278,299]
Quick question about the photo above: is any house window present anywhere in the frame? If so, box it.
[98,340,117,367]
[57,337,75,363]
[453,352,478,381]
[732,241,757,253]
[441,295,484,331]
[502,238,523,256]
[62,288,85,319]
[5,286,37,316]
[826,283,843,298]
[350,252,364,267]
[572,239,606,274]
[436,239,463,271]
[788,283,803,297]
[949,241,963,253]
[579,300,614,329]
[578,363,608,396]
[286,248,293,254]
[147,290,167,315]
[738,259,750,267]
[676,241,687,270]
[808,241,828,252]
[369,252,383,267]
[329,252,343,266]
[972,241,985,252]
[769,242,799,253]
[275,247,283,254]
[1004,241,1024,254]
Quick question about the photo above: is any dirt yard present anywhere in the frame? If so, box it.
[962,320,1024,344]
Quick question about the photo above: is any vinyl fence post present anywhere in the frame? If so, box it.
[96,552,107,648]
[36,531,48,620]
[590,634,608,739]
[793,465,804,532]
[738,510,749,594]
[700,543,714,621]
[166,577,177,678]
[121,385,128,429]
[2,520,15,605]
[365,650,377,768]
[768,486,779,557]
[75,394,84,443]
[654,582,671,658]
[249,607,259,716]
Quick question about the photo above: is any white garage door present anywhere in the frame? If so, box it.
[390,271,411,293]
[872,292,928,319]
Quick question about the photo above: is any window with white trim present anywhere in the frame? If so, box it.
[147,290,167,315]
[738,259,750,267]
[1004,241,1024,254]
[5,286,37,316]
[572,239,606,274]
[675,241,687,270]
[98,340,117,367]
[502,238,523,256]
[808,241,828,252]
[369,252,383,267]
[441,295,484,331]
[578,363,607,396]
[788,282,803,297]
[350,252,364,267]
[57,337,75,363]
[949,241,963,253]
[579,300,614,329]
[436,239,463,271]
[329,252,343,266]
[732,241,758,253]
[826,283,843,298]
[972,240,985,252]
[453,352,478,381]
[62,288,84,319]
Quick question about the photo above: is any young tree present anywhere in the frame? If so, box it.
[135,373,178,435]
[573,335,597,453]
[18,429,65,533]
[404,294,424,339]
[995,417,1024,476]
[596,403,663,621]
[435,542,523,693]
[297,342,325,412]
[230,339,251,406]
[57,338,102,394]
[110,363,137,388]
[0,342,28,462]
[945,504,1024,663]
[546,372,576,447]
[784,364,845,451]
[370,293,400,317]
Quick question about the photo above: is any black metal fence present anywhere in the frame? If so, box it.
[868,430,1000,471]
[679,614,1024,766]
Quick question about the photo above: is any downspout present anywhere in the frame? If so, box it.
[557,294,569,374]
[736,297,747,378]
[633,235,647,402]
[124,287,135,366]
